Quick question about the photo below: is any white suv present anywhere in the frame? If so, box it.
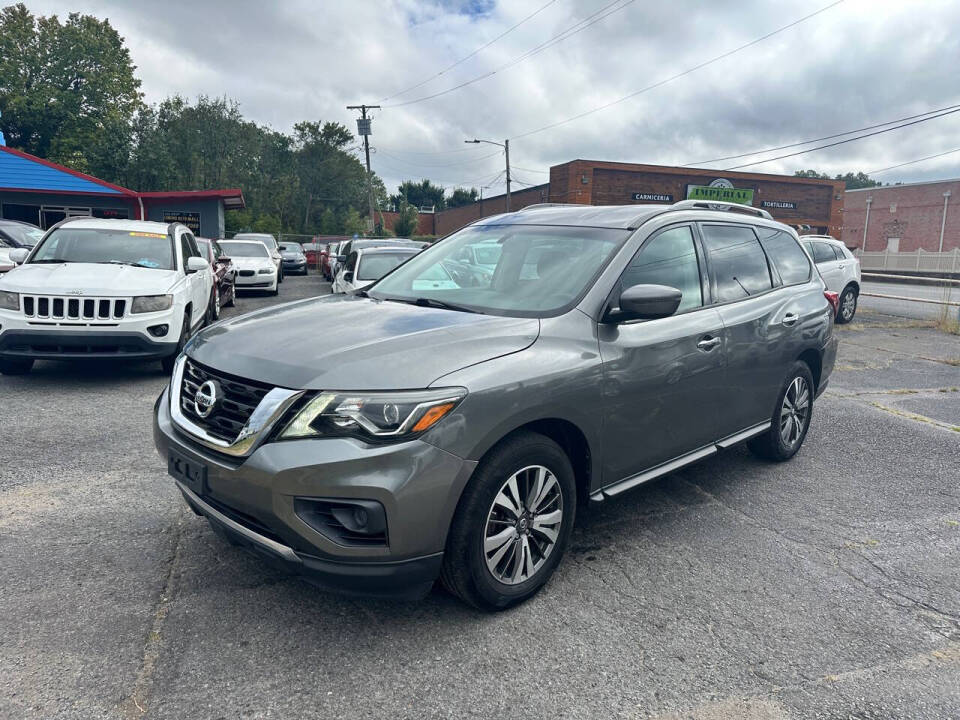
[0,218,213,375]
[802,235,861,323]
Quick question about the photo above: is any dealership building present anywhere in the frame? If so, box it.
[0,144,244,237]
[382,159,845,237]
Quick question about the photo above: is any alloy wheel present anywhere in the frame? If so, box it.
[841,292,856,321]
[213,289,220,319]
[780,376,810,448]
[483,465,563,585]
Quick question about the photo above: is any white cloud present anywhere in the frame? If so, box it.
[20,0,960,192]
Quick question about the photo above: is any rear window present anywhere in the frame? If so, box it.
[220,241,268,257]
[756,228,811,285]
[700,225,773,302]
[357,252,416,281]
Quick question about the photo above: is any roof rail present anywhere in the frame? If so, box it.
[669,199,773,220]
[515,203,589,211]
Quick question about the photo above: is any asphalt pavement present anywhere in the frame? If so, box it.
[2,275,959,719]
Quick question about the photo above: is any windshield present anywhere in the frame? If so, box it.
[279,243,302,253]
[3,224,44,248]
[370,224,630,316]
[220,241,269,258]
[30,228,174,269]
[357,252,417,281]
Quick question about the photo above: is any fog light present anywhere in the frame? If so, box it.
[352,507,368,528]
[148,324,169,337]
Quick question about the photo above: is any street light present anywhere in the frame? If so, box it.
[465,138,511,212]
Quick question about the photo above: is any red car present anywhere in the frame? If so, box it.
[196,238,237,321]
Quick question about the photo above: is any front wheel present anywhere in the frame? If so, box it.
[209,287,221,321]
[224,282,236,308]
[440,431,576,611]
[0,357,34,375]
[748,361,814,462]
[161,315,191,375]
[836,286,857,324]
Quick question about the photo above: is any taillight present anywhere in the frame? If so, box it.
[824,290,839,315]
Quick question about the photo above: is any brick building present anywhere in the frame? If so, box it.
[378,159,843,238]
[843,179,958,253]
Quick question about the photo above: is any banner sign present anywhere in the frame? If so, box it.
[760,200,797,210]
[631,192,674,202]
[686,184,754,205]
[163,211,201,234]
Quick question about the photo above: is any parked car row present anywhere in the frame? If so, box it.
[0,220,290,375]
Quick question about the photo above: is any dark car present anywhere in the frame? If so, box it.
[278,241,308,275]
[197,238,236,321]
[155,200,838,610]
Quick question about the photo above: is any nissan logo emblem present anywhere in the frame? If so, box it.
[194,380,221,418]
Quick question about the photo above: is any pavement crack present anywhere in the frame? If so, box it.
[119,506,188,718]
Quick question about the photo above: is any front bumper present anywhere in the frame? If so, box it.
[282,259,307,272]
[153,386,476,596]
[235,272,276,288]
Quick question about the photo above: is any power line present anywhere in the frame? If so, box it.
[867,147,960,175]
[380,0,560,102]
[723,106,960,170]
[687,103,960,166]
[385,0,635,108]
[375,147,503,169]
[512,165,549,173]
[510,0,844,140]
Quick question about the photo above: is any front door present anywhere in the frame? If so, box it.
[598,224,727,482]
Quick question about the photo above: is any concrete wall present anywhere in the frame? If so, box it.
[843,180,959,252]
[143,197,225,238]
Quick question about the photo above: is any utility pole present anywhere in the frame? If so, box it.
[465,138,511,212]
[347,104,380,233]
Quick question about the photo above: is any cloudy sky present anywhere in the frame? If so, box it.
[22,0,960,195]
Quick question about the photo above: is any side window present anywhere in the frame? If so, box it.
[346,252,359,271]
[621,225,702,313]
[830,244,845,261]
[183,233,201,259]
[756,228,811,286]
[179,235,191,269]
[811,242,835,265]
[700,224,773,302]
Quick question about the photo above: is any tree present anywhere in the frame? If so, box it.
[447,187,480,208]
[794,169,881,190]
[392,179,446,211]
[342,208,366,237]
[393,201,419,237]
[0,4,142,174]
[319,207,338,235]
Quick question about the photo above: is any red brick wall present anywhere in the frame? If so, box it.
[434,185,549,236]
[842,181,959,252]
[377,210,436,236]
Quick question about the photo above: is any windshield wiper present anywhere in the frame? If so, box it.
[29,259,74,264]
[103,260,156,269]
[405,297,480,314]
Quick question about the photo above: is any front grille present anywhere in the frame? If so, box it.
[22,295,127,321]
[238,270,255,277]
[178,359,273,443]
[7,340,143,355]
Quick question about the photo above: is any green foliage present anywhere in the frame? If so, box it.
[794,169,881,190]
[342,208,366,237]
[0,3,142,177]
[392,179,446,211]
[447,187,480,208]
[319,207,338,235]
[252,213,282,235]
[393,201,419,238]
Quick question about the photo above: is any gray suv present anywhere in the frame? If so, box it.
[154,201,838,610]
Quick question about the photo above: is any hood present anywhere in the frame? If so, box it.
[187,294,540,389]
[230,256,275,270]
[0,262,178,296]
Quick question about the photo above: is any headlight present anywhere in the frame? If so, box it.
[131,294,173,313]
[258,268,273,274]
[0,291,19,311]
[280,388,466,441]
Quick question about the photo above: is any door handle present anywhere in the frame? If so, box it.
[782,312,799,326]
[697,336,721,351]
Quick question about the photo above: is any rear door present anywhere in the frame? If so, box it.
[599,223,727,480]
[700,223,798,436]
[807,240,843,291]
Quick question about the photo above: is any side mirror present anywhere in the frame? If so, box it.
[186,256,209,274]
[344,272,354,283]
[337,254,346,262]
[9,248,29,265]
[608,284,682,322]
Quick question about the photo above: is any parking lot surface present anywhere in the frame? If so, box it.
[2,275,959,719]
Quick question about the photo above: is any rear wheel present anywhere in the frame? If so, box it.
[441,431,576,611]
[748,361,814,462]
[0,357,34,375]
[836,286,857,324]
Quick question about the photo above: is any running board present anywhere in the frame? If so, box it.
[590,421,771,502]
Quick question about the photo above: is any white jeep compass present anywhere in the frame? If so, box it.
[0,218,213,375]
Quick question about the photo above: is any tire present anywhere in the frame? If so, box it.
[210,287,221,322]
[440,431,576,611]
[224,282,236,308]
[748,361,815,462]
[278,266,284,283]
[0,357,34,375]
[161,315,191,375]
[270,279,279,296]
[836,285,858,324]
